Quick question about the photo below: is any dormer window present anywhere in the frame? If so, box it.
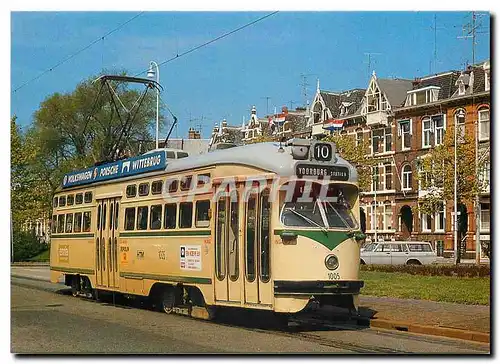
[405,87,440,106]
[458,81,466,96]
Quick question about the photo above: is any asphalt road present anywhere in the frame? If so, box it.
[11,267,490,354]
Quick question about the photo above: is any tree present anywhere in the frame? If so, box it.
[416,126,489,262]
[322,133,376,193]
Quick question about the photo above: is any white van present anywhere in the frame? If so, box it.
[360,241,437,265]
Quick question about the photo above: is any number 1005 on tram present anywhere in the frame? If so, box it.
[50,138,365,320]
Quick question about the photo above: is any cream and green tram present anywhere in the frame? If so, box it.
[50,138,365,319]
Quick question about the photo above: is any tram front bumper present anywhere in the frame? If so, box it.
[273,280,364,296]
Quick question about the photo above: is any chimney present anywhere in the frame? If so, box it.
[188,127,201,139]
[282,106,288,114]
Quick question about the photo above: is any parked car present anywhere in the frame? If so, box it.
[360,241,437,265]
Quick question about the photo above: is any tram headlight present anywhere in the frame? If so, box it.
[325,254,339,270]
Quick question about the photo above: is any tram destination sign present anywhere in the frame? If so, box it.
[62,151,167,188]
[295,164,349,180]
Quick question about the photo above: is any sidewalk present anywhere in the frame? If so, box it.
[358,295,490,334]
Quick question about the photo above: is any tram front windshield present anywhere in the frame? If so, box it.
[280,181,358,230]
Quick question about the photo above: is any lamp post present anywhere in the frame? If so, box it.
[147,61,160,149]
[454,109,458,264]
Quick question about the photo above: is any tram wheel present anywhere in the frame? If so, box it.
[71,276,79,297]
[160,288,176,314]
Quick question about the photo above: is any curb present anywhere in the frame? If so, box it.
[11,262,49,266]
[370,318,490,343]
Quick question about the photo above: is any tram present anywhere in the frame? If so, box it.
[50,138,365,320]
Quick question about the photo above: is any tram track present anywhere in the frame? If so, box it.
[10,277,487,354]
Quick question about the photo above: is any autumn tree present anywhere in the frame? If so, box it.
[322,133,376,193]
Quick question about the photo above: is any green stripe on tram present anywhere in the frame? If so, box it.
[51,233,94,239]
[273,229,350,251]
[120,271,212,284]
[119,230,211,238]
[50,266,95,275]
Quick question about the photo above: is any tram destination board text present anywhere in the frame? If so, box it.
[295,164,349,180]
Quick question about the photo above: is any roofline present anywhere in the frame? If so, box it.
[419,71,456,81]
[394,91,490,113]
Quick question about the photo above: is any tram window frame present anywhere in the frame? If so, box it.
[53,197,58,208]
[82,211,91,232]
[57,215,65,233]
[259,190,271,283]
[138,183,150,197]
[109,202,114,230]
[179,202,193,228]
[152,180,163,195]
[215,196,227,280]
[124,207,136,231]
[229,193,240,281]
[75,193,83,204]
[74,212,83,233]
[84,192,93,203]
[168,179,179,193]
[126,184,137,198]
[137,206,149,230]
[245,195,257,282]
[150,204,163,230]
[164,203,177,229]
[65,213,73,233]
[197,173,211,188]
[114,202,119,230]
[166,151,176,159]
[177,152,189,159]
[180,176,193,191]
[59,196,66,207]
[67,194,75,206]
[52,215,57,233]
[195,200,211,228]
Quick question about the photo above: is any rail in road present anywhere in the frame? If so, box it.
[10,272,489,354]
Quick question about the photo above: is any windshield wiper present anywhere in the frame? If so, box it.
[287,208,327,232]
[325,201,354,230]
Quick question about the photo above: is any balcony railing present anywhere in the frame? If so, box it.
[366,110,389,127]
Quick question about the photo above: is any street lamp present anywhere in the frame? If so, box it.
[147,61,160,149]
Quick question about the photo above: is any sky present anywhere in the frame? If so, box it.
[10,11,491,140]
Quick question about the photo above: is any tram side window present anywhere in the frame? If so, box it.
[216,197,226,280]
[195,200,210,227]
[150,205,162,230]
[197,173,211,187]
[75,193,83,204]
[152,180,163,195]
[245,195,257,282]
[84,192,92,203]
[57,215,65,233]
[167,179,179,193]
[53,197,58,208]
[179,202,193,228]
[74,212,83,233]
[138,183,150,197]
[164,203,177,229]
[82,212,91,232]
[65,213,73,233]
[177,152,189,159]
[180,176,192,191]
[124,208,136,231]
[52,215,57,233]
[260,191,271,282]
[229,194,240,281]
[137,206,149,230]
[67,194,74,206]
[59,196,66,207]
[126,184,137,198]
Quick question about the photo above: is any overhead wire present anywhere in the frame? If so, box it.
[12,12,145,94]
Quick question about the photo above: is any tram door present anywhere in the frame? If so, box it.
[214,191,241,303]
[96,198,120,289]
[243,191,273,305]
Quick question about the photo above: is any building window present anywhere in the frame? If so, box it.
[399,119,412,150]
[422,117,432,148]
[136,206,148,230]
[433,115,445,146]
[372,127,392,154]
[455,109,466,142]
[480,203,490,232]
[421,213,432,232]
[384,164,392,190]
[383,202,393,230]
[179,202,193,228]
[356,128,363,146]
[435,203,445,232]
[402,165,412,190]
[478,108,490,141]
[480,161,490,192]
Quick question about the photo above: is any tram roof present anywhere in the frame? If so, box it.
[59,141,358,191]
